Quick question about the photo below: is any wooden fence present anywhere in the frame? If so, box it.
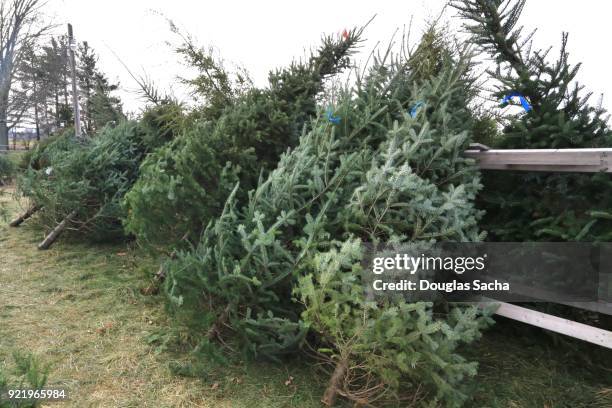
[466,145,612,348]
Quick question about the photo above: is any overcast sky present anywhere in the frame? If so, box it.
[46,0,612,114]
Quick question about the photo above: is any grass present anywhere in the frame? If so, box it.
[0,191,325,407]
[0,189,611,407]
[4,150,26,166]
[466,322,612,407]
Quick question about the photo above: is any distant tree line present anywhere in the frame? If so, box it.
[0,0,123,151]
[18,36,124,142]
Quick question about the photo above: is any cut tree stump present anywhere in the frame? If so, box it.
[10,205,42,227]
[140,233,190,296]
[140,249,181,296]
[140,263,167,296]
[38,210,77,250]
[321,358,348,406]
[206,304,231,340]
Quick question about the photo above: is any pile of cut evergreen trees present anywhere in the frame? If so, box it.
[13,1,612,405]
[155,26,494,406]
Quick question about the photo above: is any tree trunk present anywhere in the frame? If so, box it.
[43,100,50,137]
[34,102,40,141]
[0,95,8,151]
[206,304,232,340]
[0,119,8,151]
[0,46,10,151]
[10,205,41,227]
[85,86,91,132]
[33,81,40,141]
[38,210,77,250]
[321,358,348,406]
[54,87,59,126]
[63,71,69,107]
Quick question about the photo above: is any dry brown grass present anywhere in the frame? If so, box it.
[1,193,214,407]
[0,190,323,408]
[2,186,610,408]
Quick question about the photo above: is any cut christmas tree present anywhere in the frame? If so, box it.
[16,102,183,245]
[162,26,492,406]
[123,29,364,250]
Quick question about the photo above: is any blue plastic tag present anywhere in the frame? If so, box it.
[502,92,532,112]
[326,107,341,124]
[410,101,424,118]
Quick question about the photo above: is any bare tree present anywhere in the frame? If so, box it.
[0,0,49,150]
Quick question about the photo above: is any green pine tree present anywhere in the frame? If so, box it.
[453,0,612,241]
[124,29,364,249]
[17,103,180,242]
[0,351,49,408]
[297,240,489,407]
[78,41,124,132]
[163,26,491,406]
[0,154,14,186]
[0,154,14,221]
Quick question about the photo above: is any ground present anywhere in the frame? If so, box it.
[0,189,324,408]
[1,180,611,408]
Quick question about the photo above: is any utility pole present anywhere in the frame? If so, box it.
[67,24,81,139]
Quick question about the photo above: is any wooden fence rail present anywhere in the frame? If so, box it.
[466,145,612,349]
[465,146,612,173]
